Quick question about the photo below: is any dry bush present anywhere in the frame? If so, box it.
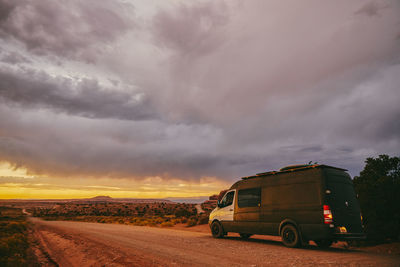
[0,207,29,266]
[186,218,197,227]
[161,221,174,227]
[155,217,164,224]
[197,215,209,225]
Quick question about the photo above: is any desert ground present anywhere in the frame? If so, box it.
[30,217,400,267]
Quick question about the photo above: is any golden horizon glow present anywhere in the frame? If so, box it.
[0,162,35,178]
[0,162,230,199]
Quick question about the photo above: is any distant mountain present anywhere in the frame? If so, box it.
[0,195,217,204]
[0,196,173,204]
[165,196,209,204]
[74,196,173,203]
[86,196,113,201]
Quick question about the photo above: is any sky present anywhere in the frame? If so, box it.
[0,0,399,199]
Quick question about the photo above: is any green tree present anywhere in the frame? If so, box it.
[353,154,400,242]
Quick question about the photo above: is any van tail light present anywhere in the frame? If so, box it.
[323,205,333,224]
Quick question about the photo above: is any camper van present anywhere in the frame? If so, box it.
[209,164,365,248]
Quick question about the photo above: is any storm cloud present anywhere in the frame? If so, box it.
[0,66,157,120]
[0,0,399,185]
[0,0,135,61]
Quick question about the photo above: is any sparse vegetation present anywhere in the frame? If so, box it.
[29,202,202,227]
[186,218,197,227]
[29,200,220,228]
[0,207,31,266]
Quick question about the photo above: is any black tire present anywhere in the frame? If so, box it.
[281,224,301,248]
[211,221,224,238]
[239,233,252,239]
[315,239,333,248]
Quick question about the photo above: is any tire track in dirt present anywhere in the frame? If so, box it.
[32,221,160,266]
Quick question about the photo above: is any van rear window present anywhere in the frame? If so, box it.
[238,188,261,208]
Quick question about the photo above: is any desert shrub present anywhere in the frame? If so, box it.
[174,208,191,218]
[0,208,29,266]
[198,215,209,225]
[160,221,174,227]
[146,221,157,227]
[0,240,9,258]
[4,234,28,253]
[4,222,27,234]
[155,217,164,224]
[186,218,197,227]
[138,220,148,226]
[180,217,188,224]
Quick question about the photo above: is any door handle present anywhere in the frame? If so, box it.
[229,209,233,211]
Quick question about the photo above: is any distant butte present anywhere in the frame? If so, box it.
[89,196,113,200]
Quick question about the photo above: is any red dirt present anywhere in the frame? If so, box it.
[30,218,400,267]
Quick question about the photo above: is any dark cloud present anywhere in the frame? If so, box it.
[355,1,389,17]
[0,0,135,61]
[0,66,157,121]
[149,1,400,127]
[0,106,226,179]
[0,0,15,23]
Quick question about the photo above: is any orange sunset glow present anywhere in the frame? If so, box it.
[0,162,229,199]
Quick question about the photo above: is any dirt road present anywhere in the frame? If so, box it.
[30,218,400,267]
[195,204,205,214]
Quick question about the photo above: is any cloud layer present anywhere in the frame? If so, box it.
[0,66,156,120]
[0,0,134,61]
[0,0,399,188]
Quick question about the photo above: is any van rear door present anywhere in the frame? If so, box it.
[324,170,363,234]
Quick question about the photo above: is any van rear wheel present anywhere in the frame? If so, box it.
[211,221,224,238]
[315,239,333,248]
[281,224,301,248]
[239,233,252,239]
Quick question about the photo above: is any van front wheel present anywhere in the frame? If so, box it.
[281,224,301,248]
[211,221,224,238]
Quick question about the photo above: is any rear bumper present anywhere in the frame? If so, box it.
[333,233,366,241]
[300,224,365,241]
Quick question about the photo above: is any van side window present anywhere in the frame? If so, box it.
[238,188,261,208]
[263,182,319,205]
[221,191,235,207]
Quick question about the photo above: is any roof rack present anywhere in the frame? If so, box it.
[241,164,347,180]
